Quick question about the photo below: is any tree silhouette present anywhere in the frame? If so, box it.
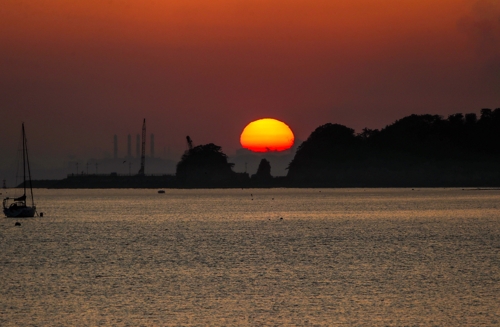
[255,159,272,178]
[287,123,360,183]
[176,143,235,186]
[251,158,272,185]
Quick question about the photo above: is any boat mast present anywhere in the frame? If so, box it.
[23,123,34,206]
[22,123,26,198]
[138,119,146,175]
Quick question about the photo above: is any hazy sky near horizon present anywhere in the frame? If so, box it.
[1,0,499,168]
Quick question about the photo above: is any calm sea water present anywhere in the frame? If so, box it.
[1,188,499,326]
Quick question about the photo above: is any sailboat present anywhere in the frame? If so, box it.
[3,123,37,218]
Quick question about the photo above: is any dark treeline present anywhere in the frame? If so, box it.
[287,108,500,187]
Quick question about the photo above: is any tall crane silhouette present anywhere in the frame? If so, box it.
[138,119,146,175]
[186,135,193,151]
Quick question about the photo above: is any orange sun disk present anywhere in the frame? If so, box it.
[240,118,294,152]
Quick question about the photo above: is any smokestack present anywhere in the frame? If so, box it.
[113,134,118,159]
[136,134,140,158]
[127,134,132,158]
[150,134,155,158]
[138,119,146,175]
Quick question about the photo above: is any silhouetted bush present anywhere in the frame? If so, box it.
[255,158,272,179]
[176,143,236,187]
[250,158,273,186]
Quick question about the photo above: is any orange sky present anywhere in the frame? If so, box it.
[2,1,471,52]
[1,0,499,176]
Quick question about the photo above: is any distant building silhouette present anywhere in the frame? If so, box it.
[127,134,132,158]
[136,134,140,158]
[150,133,155,158]
[138,119,146,175]
[113,135,118,159]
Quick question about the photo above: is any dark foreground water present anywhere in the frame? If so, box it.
[1,188,499,326]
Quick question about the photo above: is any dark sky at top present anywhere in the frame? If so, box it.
[1,0,499,173]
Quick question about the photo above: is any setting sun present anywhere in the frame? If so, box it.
[240,118,294,152]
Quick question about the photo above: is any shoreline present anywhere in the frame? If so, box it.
[10,178,500,190]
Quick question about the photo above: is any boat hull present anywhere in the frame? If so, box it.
[3,205,36,218]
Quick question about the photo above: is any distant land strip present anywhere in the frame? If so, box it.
[11,109,500,189]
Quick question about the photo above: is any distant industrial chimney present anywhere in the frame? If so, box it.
[150,134,155,158]
[138,119,146,175]
[136,134,140,158]
[127,134,132,158]
[113,134,118,159]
